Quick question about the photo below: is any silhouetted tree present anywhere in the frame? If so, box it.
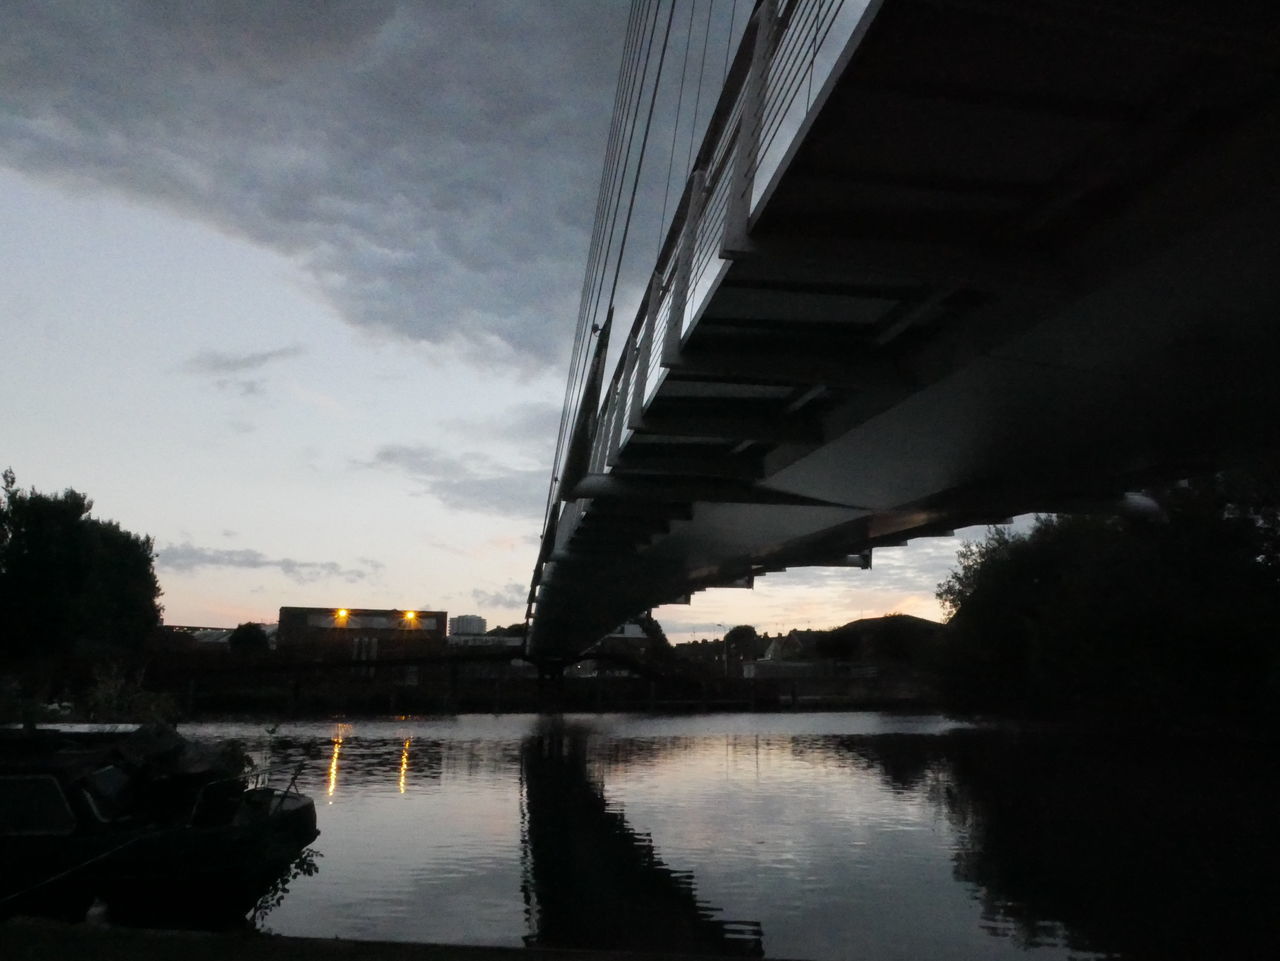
[723,624,758,658]
[1,469,162,697]
[635,611,671,652]
[487,623,528,637]
[936,472,1280,721]
[815,624,860,660]
[228,621,270,656]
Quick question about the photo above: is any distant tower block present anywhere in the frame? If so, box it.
[449,614,486,636]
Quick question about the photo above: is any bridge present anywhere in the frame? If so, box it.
[528,0,1280,660]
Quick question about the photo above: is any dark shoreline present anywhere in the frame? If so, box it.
[4,918,786,961]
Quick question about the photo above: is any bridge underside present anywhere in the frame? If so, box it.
[530,0,1280,659]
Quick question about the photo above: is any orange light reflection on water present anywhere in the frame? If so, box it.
[399,738,412,794]
[327,723,352,800]
[327,737,342,798]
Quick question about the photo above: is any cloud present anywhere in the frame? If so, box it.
[361,443,547,519]
[157,541,377,584]
[471,582,527,610]
[216,378,264,396]
[441,402,563,460]
[704,536,966,602]
[0,1,632,372]
[865,540,966,595]
[185,345,306,375]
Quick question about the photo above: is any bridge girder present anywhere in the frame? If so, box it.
[529,0,1280,658]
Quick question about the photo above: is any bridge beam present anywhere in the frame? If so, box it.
[633,410,823,444]
[568,472,851,507]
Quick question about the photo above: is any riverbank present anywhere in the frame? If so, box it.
[2,919,776,961]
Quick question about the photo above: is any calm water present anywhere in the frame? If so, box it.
[184,713,1277,960]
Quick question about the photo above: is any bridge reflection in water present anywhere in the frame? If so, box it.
[235,718,1276,957]
[519,719,763,956]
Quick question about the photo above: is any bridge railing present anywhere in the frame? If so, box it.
[538,0,877,614]
[752,0,875,214]
[605,0,875,439]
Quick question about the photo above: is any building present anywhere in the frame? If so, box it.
[567,621,655,678]
[448,614,487,636]
[447,634,522,649]
[276,607,447,672]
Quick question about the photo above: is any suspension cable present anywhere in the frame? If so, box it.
[548,0,652,511]
[686,0,716,178]
[554,2,651,466]
[659,0,699,255]
[605,0,679,312]
[723,0,738,82]
[590,0,662,331]
[581,0,654,337]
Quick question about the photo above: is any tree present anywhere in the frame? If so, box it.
[487,623,528,637]
[723,624,759,658]
[1,469,162,691]
[935,473,1280,720]
[635,611,671,652]
[228,622,270,656]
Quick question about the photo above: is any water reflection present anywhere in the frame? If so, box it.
[794,729,1280,959]
[398,738,411,794]
[326,734,342,798]
[519,718,763,955]
[324,723,355,799]
[941,731,1278,959]
[252,847,324,928]
[184,716,1277,959]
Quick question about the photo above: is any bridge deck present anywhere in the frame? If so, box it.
[530,0,1280,658]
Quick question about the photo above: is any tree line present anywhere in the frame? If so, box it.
[6,461,1279,726]
[935,468,1280,724]
[1,468,162,715]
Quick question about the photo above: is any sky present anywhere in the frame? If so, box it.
[0,1,991,643]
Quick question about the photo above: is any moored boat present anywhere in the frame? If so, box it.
[0,724,319,926]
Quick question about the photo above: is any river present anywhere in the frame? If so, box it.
[184,712,1276,960]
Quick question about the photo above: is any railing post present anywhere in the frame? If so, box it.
[630,272,661,428]
[589,394,611,474]
[607,341,638,466]
[664,167,708,365]
[723,0,777,257]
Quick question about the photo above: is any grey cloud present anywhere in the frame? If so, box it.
[442,402,562,460]
[750,539,965,599]
[424,540,467,558]
[471,583,527,610]
[143,0,398,79]
[0,1,631,372]
[867,540,966,595]
[216,379,264,397]
[157,541,376,584]
[362,443,546,519]
[186,345,305,375]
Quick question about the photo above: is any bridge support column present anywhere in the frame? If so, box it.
[537,660,566,713]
